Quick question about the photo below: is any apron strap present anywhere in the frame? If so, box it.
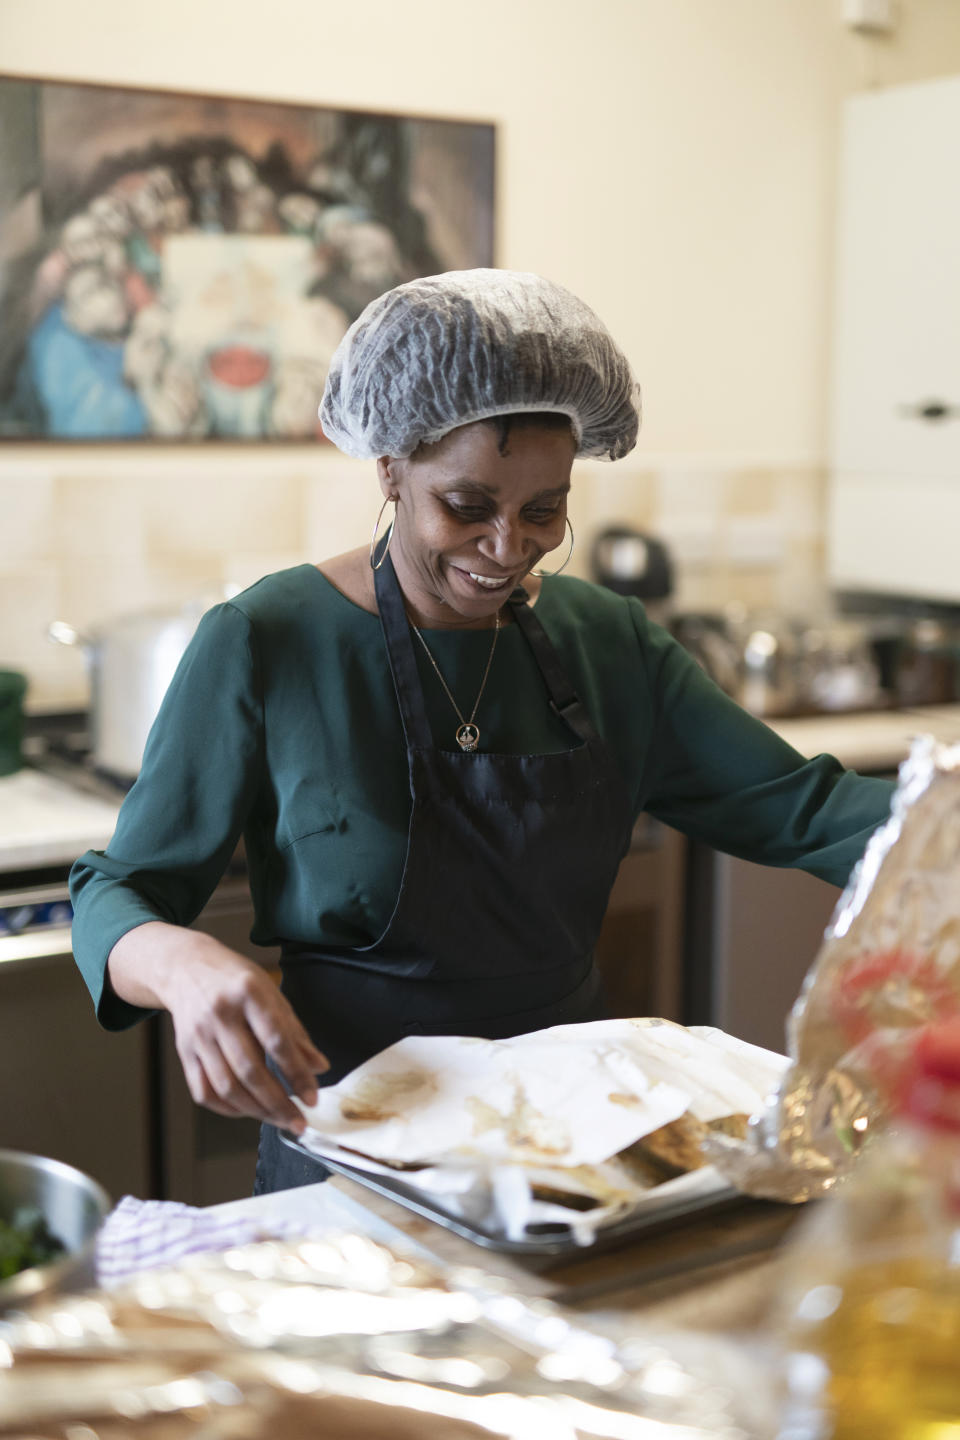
[372,547,433,751]
[508,587,601,743]
[373,547,600,751]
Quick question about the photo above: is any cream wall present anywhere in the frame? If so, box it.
[1,0,960,707]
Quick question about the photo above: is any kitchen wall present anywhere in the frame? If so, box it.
[2,0,960,708]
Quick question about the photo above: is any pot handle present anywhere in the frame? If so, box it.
[48,620,91,648]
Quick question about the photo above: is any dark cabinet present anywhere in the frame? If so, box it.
[0,946,152,1201]
[594,820,686,1023]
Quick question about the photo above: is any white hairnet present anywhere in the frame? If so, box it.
[319,268,641,461]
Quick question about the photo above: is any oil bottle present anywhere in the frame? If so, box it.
[777,1018,960,1439]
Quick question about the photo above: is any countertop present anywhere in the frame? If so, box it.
[0,768,121,873]
[768,702,960,774]
[3,702,960,875]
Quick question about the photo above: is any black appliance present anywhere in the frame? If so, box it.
[591,527,674,620]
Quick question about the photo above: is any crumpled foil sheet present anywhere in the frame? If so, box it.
[0,1230,757,1438]
[710,734,960,1203]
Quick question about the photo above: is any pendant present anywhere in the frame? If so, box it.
[456,723,480,752]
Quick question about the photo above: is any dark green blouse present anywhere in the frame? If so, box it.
[70,564,894,1028]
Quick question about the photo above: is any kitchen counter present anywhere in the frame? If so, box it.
[768,702,960,773]
[0,767,120,873]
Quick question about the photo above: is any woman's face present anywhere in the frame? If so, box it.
[378,419,574,628]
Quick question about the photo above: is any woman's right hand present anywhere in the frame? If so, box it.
[107,923,329,1134]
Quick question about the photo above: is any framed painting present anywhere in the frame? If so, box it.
[0,76,495,441]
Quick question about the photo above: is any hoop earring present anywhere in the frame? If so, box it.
[533,517,575,578]
[370,496,396,571]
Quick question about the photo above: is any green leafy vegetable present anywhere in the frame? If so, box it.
[0,1206,66,1280]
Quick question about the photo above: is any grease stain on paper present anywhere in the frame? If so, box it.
[466,1079,570,1158]
[339,1069,437,1124]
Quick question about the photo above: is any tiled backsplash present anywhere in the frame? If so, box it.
[0,453,827,710]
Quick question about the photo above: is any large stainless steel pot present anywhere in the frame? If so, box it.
[49,594,221,780]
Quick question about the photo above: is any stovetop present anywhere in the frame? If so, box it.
[23,712,134,799]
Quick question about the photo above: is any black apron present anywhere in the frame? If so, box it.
[254,554,633,1193]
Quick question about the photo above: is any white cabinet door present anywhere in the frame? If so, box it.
[831,76,960,483]
[828,471,960,601]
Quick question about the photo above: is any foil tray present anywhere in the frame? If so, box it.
[279,1132,756,1257]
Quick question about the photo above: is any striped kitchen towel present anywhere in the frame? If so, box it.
[95,1194,265,1288]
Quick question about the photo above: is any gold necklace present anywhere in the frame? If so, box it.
[410,613,501,752]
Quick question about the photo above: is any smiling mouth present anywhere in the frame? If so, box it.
[452,566,516,592]
[468,572,512,589]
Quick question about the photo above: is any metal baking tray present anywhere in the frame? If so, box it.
[279,1132,758,1257]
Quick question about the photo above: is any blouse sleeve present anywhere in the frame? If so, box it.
[69,602,264,1030]
[633,605,895,888]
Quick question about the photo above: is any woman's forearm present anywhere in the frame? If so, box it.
[106,920,197,1010]
[106,920,329,1130]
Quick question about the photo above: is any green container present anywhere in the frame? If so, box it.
[0,671,27,777]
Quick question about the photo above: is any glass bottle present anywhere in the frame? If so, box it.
[777,1019,960,1440]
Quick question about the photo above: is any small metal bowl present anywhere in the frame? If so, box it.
[0,1149,110,1309]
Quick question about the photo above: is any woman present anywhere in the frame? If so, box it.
[70,269,895,1194]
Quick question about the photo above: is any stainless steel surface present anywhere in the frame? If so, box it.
[672,610,808,718]
[685,844,843,1054]
[0,1148,110,1308]
[669,613,742,697]
[797,618,881,713]
[0,879,74,951]
[279,1132,751,1257]
[672,608,890,717]
[48,595,219,778]
[739,620,800,717]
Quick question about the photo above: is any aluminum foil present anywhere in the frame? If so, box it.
[711,734,960,1202]
[0,1230,760,1438]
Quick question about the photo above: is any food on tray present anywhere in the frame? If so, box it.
[297,1018,785,1168]
[635,1111,751,1177]
[504,1113,752,1217]
[527,1148,670,1211]
[531,1146,665,1205]
[292,1018,788,1242]
[634,1112,710,1175]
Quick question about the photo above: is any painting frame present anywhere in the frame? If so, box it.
[0,72,496,444]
